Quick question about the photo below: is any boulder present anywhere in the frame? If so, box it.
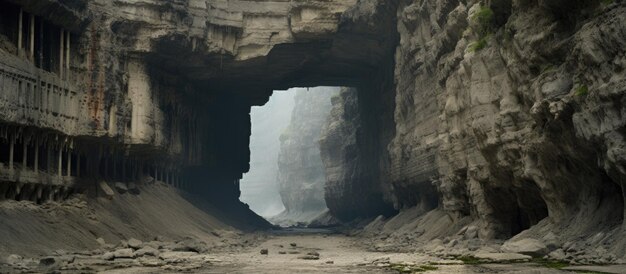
[128,238,143,249]
[134,246,159,257]
[38,257,55,267]
[113,248,135,259]
[501,238,550,256]
[6,254,23,265]
[114,182,128,194]
[98,181,115,198]
[96,237,106,246]
[102,252,115,261]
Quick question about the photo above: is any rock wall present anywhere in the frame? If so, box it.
[274,87,337,224]
[320,87,397,221]
[371,0,626,261]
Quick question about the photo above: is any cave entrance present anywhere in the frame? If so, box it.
[239,87,340,227]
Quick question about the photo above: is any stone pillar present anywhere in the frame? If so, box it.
[59,29,64,78]
[65,32,70,80]
[57,147,62,177]
[153,166,157,182]
[17,8,22,50]
[66,150,71,177]
[29,14,34,61]
[34,140,39,171]
[22,141,27,168]
[112,155,117,180]
[9,135,15,170]
[103,155,108,179]
[122,158,127,182]
[38,19,43,68]
[76,153,80,177]
[46,145,52,172]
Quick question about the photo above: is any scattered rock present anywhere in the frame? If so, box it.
[118,240,129,248]
[102,252,115,261]
[134,246,159,257]
[290,243,297,247]
[298,251,320,260]
[278,251,286,254]
[114,182,128,194]
[140,175,155,185]
[113,248,135,259]
[548,249,567,261]
[98,181,115,198]
[159,251,197,263]
[96,238,106,246]
[128,238,143,249]
[501,238,550,256]
[298,254,320,260]
[325,260,334,264]
[127,183,140,194]
[138,257,164,267]
[6,254,23,265]
[260,249,268,255]
[172,238,208,253]
[38,257,55,267]
[144,241,162,249]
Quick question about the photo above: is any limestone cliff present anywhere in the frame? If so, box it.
[369,0,626,262]
[273,87,337,224]
[319,87,397,221]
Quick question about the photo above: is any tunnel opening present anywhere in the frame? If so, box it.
[240,87,339,227]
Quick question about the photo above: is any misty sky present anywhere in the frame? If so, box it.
[240,89,296,217]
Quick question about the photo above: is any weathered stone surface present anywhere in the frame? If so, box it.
[320,88,397,220]
[127,238,143,250]
[98,182,115,198]
[362,0,626,260]
[112,248,135,259]
[134,246,159,257]
[114,183,128,194]
[502,239,550,256]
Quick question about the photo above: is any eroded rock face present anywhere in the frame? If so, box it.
[319,88,396,220]
[274,87,338,223]
[380,0,626,259]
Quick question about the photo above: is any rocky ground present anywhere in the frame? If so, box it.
[2,228,626,273]
[1,184,625,273]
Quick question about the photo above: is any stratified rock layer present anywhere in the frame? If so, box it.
[371,0,626,261]
[320,88,397,220]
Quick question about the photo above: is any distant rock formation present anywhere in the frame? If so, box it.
[273,87,338,225]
